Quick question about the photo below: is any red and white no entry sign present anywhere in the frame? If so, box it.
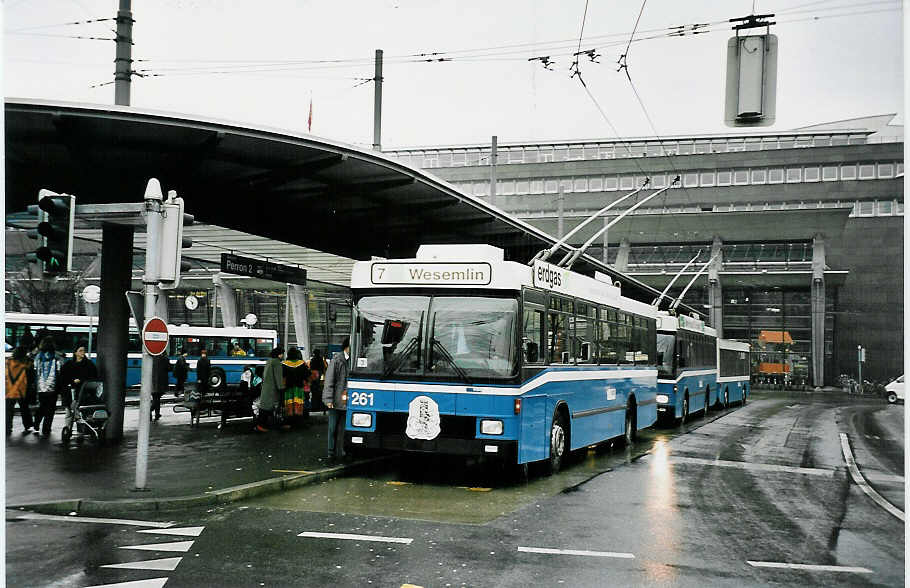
[142,317,169,356]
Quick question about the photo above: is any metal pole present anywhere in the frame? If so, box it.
[857,345,862,387]
[490,136,498,206]
[136,179,163,490]
[114,0,133,106]
[87,311,93,356]
[211,286,217,327]
[284,284,291,349]
[372,49,383,151]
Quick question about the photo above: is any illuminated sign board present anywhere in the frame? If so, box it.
[370,262,491,285]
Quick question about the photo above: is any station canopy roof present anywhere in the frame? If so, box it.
[5,99,699,312]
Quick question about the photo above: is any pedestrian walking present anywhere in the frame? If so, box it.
[151,354,169,420]
[6,346,36,435]
[309,349,327,413]
[282,348,310,428]
[173,350,189,398]
[187,348,211,422]
[256,347,285,432]
[32,336,63,436]
[323,338,350,461]
[60,344,98,411]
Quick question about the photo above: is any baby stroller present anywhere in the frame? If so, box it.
[61,380,109,444]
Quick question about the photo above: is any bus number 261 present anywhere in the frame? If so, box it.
[350,392,374,406]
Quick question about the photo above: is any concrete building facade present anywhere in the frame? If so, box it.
[384,116,904,386]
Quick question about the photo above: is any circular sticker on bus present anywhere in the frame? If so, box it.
[405,395,441,441]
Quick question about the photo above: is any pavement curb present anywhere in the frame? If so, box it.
[8,456,389,516]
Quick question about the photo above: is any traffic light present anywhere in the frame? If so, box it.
[26,189,75,276]
[157,190,194,290]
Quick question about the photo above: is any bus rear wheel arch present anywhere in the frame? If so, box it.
[623,397,637,445]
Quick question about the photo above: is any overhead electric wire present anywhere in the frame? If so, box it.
[5,17,115,33]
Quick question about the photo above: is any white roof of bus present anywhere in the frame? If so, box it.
[350,245,658,319]
[656,311,717,337]
[5,312,276,337]
[717,338,751,352]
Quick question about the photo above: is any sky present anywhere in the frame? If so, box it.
[2,0,904,149]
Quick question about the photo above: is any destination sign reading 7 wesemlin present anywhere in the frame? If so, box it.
[370,262,491,285]
[220,253,307,285]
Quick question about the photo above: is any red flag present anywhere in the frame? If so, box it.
[307,98,313,132]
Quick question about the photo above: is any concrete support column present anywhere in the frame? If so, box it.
[97,223,134,442]
[709,236,724,336]
[614,238,631,272]
[290,285,311,357]
[212,273,238,327]
[811,235,826,387]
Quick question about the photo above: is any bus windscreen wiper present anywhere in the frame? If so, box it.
[381,336,420,378]
[431,338,471,384]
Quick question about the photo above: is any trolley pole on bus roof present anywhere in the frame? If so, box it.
[135,179,163,491]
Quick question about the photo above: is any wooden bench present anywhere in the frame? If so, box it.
[174,386,256,428]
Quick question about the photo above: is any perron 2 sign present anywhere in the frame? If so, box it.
[220,253,307,286]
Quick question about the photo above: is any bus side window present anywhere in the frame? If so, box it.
[522,308,543,364]
[548,312,567,364]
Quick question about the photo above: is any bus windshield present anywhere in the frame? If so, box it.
[353,295,518,380]
[656,332,675,378]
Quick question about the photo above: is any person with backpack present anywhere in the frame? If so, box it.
[6,346,36,435]
[173,350,189,398]
[32,337,63,436]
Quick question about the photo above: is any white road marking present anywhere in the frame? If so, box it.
[102,557,183,571]
[119,540,194,552]
[6,512,174,528]
[517,546,635,559]
[137,526,204,537]
[298,531,413,545]
[747,561,873,574]
[839,433,905,521]
[670,456,835,477]
[85,579,169,588]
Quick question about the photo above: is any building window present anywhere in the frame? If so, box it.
[804,166,820,182]
[786,168,802,183]
[620,176,635,190]
[711,140,728,153]
[717,170,732,186]
[553,147,567,162]
[589,177,603,191]
[530,180,544,194]
[474,182,489,197]
[841,164,857,180]
[762,138,779,150]
[508,149,524,164]
[858,164,875,179]
[727,139,745,152]
[452,152,466,166]
[822,166,837,181]
[574,178,588,192]
[560,179,573,193]
[584,145,599,159]
[795,137,812,148]
[896,201,904,215]
[778,137,795,149]
[516,179,530,194]
[651,174,666,188]
[524,148,539,164]
[694,141,709,154]
[500,180,515,195]
[813,136,830,147]
[684,173,699,187]
[599,145,615,159]
[856,201,874,216]
[423,153,438,168]
[438,151,452,167]
[878,163,894,178]
[568,147,584,160]
[831,135,848,146]
[545,180,558,193]
[538,148,553,162]
[734,170,749,185]
[465,151,481,166]
[877,200,893,215]
[751,169,767,184]
[700,171,716,186]
[745,138,762,151]
[769,168,784,184]
[647,144,662,157]
[896,163,903,175]
[605,176,618,191]
[677,141,693,155]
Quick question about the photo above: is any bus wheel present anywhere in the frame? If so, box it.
[209,368,226,390]
[679,394,689,426]
[547,411,567,475]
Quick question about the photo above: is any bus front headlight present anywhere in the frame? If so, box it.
[656,394,670,404]
[480,420,503,435]
[351,413,372,428]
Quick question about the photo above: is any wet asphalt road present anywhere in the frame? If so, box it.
[6,393,905,587]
